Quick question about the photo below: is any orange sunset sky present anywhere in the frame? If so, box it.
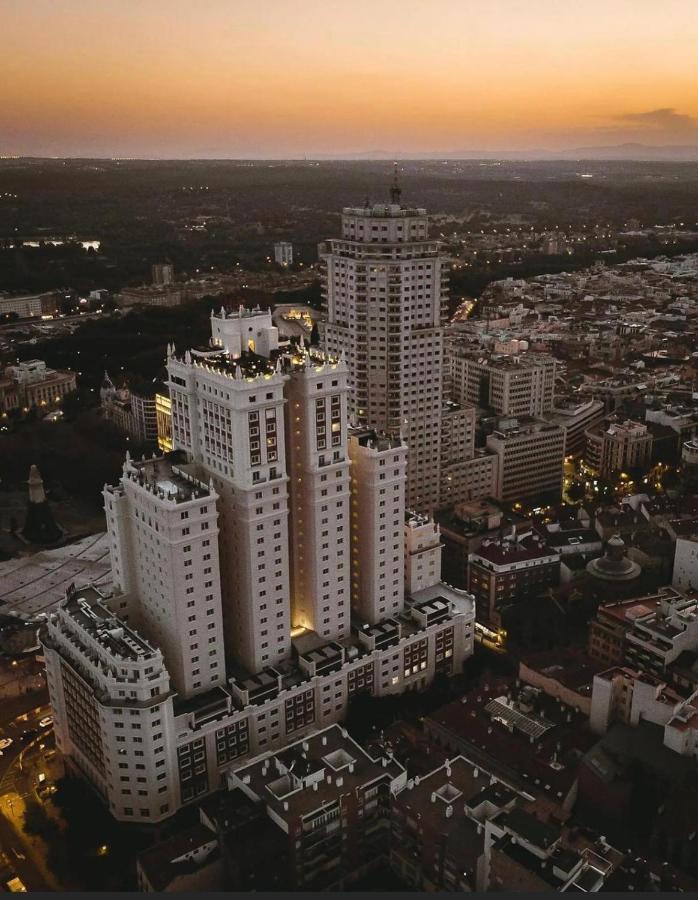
[2,0,697,158]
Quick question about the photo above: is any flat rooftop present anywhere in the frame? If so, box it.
[473,532,556,565]
[126,454,211,505]
[62,585,158,661]
[231,724,405,821]
[177,347,277,380]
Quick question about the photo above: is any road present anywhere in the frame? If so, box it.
[0,692,56,891]
[0,309,114,334]
[0,804,54,891]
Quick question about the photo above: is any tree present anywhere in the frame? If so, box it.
[567,480,586,503]
[23,799,57,839]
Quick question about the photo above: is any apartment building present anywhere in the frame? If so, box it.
[285,357,352,640]
[349,429,407,624]
[467,527,560,625]
[228,724,406,889]
[585,418,653,477]
[449,347,557,418]
[486,418,565,505]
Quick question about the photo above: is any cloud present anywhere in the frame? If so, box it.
[613,107,698,134]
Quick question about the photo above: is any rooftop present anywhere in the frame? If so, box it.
[123,453,212,505]
[230,724,405,821]
[472,529,557,565]
[426,679,594,805]
[60,585,158,662]
[342,203,426,218]
[137,823,218,892]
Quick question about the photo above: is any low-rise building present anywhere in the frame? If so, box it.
[137,823,221,892]
[227,724,406,889]
[587,591,665,668]
[100,373,159,443]
[424,680,595,813]
[1,359,76,413]
[467,526,560,626]
[0,291,59,320]
[117,286,184,308]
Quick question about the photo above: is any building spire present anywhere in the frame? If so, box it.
[390,162,401,205]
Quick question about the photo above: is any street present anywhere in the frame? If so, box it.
[0,690,57,891]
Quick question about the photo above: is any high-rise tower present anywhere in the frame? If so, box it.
[320,177,450,512]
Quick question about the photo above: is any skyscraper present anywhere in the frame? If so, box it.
[43,305,475,824]
[320,172,450,512]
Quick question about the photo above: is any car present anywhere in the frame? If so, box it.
[0,738,13,750]
[38,716,53,729]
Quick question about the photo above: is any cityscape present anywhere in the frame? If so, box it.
[1,0,698,895]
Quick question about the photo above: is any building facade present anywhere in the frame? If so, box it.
[43,306,476,825]
[274,242,293,267]
[449,348,557,418]
[486,418,565,505]
[320,188,449,513]
[1,359,76,413]
[467,527,560,625]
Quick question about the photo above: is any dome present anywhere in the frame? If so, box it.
[586,533,642,582]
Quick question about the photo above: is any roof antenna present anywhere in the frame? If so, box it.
[390,162,401,205]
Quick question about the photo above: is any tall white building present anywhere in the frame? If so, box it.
[44,305,476,825]
[167,307,291,674]
[105,455,225,699]
[43,585,180,823]
[274,241,293,267]
[404,512,443,595]
[320,180,450,513]
[285,357,352,639]
[348,429,407,624]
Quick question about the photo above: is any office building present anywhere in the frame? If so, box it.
[274,242,293,267]
[449,348,557,418]
[156,392,173,452]
[486,417,565,505]
[1,359,76,413]
[320,180,449,512]
[0,291,59,320]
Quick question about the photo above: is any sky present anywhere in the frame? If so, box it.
[2,0,697,158]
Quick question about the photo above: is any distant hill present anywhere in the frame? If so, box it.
[309,144,698,162]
